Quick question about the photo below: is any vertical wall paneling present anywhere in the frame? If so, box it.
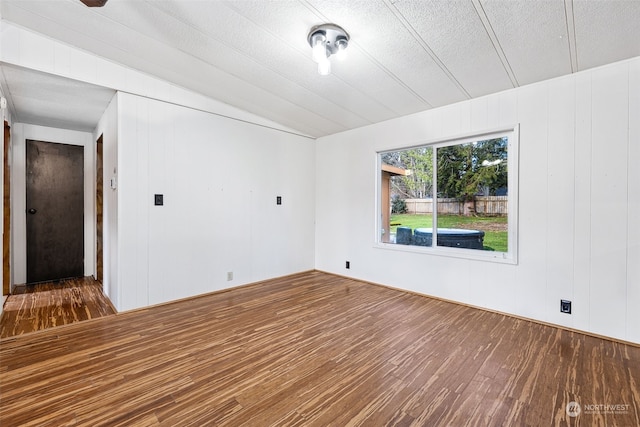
[93,94,118,305]
[545,77,576,327]
[497,91,518,127]
[627,59,640,343]
[115,93,314,311]
[513,83,549,319]
[136,97,150,306]
[148,100,171,305]
[315,57,640,343]
[589,64,628,339]
[572,72,592,332]
[117,95,146,310]
[470,97,489,131]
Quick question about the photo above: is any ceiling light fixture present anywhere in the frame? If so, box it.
[307,24,350,76]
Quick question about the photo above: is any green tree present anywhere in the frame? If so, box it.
[382,138,506,202]
[437,138,507,200]
[382,147,433,199]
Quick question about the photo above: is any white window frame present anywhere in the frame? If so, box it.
[375,125,519,264]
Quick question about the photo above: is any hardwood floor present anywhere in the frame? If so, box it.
[0,271,638,426]
[0,277,116,339]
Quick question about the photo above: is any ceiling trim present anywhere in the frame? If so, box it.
[563,0,579,72]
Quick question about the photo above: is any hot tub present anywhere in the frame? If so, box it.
[414,228,485,249]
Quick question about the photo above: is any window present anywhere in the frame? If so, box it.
[378,126,518,263]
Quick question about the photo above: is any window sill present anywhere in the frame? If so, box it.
[373,242,518,265]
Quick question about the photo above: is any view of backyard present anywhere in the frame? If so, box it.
[381,133,512,255]
[389,214,508,252]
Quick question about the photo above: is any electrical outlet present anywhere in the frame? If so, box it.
[276,196,282,205]
[227,272,233,281]
[345,261,350,269]
[560,299,571,314]
[154,194,163,206]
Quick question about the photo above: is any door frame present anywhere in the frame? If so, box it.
[96,134,103,283]
[26,139,85,283]
[3,121,10,295]
[12,124,95,286]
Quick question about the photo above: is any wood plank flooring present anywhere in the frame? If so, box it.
[0,277,116,339]
[1,271,638,426]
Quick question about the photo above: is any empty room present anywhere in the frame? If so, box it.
[0,0,638,425]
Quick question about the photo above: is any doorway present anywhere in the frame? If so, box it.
[26,140,84,284]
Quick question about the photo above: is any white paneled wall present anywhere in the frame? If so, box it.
[2,18,637,343]
[1,21,315,311]
[315,57,640,343]
[115,93,315,311]
[0,84,8,308]
[628,59,640,343]
[93,94,118,306]
[589,65,630,338]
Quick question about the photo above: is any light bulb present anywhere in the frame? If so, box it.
[318,57,331,75]
[336,39,348,60]
[311,34,327,63]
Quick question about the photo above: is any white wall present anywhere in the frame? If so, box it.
[1,22,315,311]
[115,92,315,311]
[10,124,95,285]
[2,19,637,344]
[93,93,118,305]
[315,57,640,344]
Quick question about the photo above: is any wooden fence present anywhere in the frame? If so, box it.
[403,196,508,216]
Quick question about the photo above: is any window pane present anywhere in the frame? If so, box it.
[436,138,508,252]
[380,147,433,245]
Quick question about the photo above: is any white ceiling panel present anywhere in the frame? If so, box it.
[1,63,115,132]
[141,0,388,127]
[573,0,640,71]
[480,0,573,85]
[216,0,430,119]
[302,0,459,109]
[392,0,514,97]
[1,0,639,137]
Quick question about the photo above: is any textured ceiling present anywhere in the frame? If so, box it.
[1,0,639,137]
[0,63,115,132]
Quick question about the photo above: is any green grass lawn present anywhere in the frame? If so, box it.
[390,214,508,252]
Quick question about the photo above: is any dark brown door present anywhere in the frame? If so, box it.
[26,140,84,283]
